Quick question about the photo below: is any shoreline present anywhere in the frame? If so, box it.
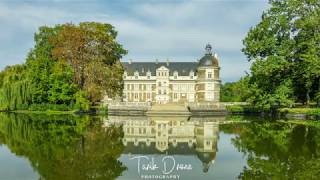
[0,110,77,115]
[2,106,320,121]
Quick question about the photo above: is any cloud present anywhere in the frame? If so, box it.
[0,0,268,82]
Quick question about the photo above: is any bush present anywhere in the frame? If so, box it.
[226,105,244,113]
[74,91,90,111]
[16,104,29,110]
[97,104,108,114]
[226,105,263,114]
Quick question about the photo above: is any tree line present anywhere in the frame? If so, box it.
[0,22,126,111]
[221,0,320,110]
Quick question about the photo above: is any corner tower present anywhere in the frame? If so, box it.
[196,44,221,102]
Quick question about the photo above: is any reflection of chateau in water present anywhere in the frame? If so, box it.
[106,116,224,172]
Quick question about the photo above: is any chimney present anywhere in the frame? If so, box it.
[155,59,158,64]
[129,59,132,64]
[166,58,169,66]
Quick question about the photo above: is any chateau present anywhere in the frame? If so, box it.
[122,44,221,104]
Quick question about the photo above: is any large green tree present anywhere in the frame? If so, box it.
[0,22,126,111]
[242,0,320,108]
[50,22,127,102]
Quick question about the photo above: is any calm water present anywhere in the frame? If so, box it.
[0,113,319,180]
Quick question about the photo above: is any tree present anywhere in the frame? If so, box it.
[220,76,250,102]
[242,0,320,108]
[26,26,60,104]
[50,22,127,102]
[0,65,31,110]
[0,22,126,111]
[48,60,78,104]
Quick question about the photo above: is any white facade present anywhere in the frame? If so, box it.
[121,44,221,104]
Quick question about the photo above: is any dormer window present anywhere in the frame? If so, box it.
[208,72,212,79]
[147,71,151,79]
[123,71,127,79]
[134,71,139,79]
[190,71,194,79]
[173,71,178,79]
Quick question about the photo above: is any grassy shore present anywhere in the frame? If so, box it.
[226,105,262,114]
[226,105,320,116]
[1,106,107,115]
[6,110,77,115]
[279,108,320,115]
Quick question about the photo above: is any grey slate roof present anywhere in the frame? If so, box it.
[198,54,219,67]
[122,62,198,76]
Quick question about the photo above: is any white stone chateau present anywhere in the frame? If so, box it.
[122,44,221,104]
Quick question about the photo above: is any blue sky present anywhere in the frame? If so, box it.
[0,0,268,82]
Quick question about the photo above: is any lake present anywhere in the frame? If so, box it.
[0,113,319,180]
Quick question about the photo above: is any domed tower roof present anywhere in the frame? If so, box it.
[198,43,219,67]
[196,151,216,173]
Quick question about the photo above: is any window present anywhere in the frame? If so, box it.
[164,90,167,94]
[158,82,161,86]
[134,71,139,79]
[189,71,194,79]
[208,72,212,78]
[173,71,178,79]
[158,90,161,94]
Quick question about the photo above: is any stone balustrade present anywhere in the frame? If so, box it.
[108,102,152,115]
[187,102,247,111]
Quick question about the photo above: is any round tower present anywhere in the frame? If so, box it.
[196,44,221,102]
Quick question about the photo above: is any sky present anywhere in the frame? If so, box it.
[0,0,269,82]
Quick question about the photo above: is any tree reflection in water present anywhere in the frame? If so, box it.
[0,113,127,180]
[221,122,320,179]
